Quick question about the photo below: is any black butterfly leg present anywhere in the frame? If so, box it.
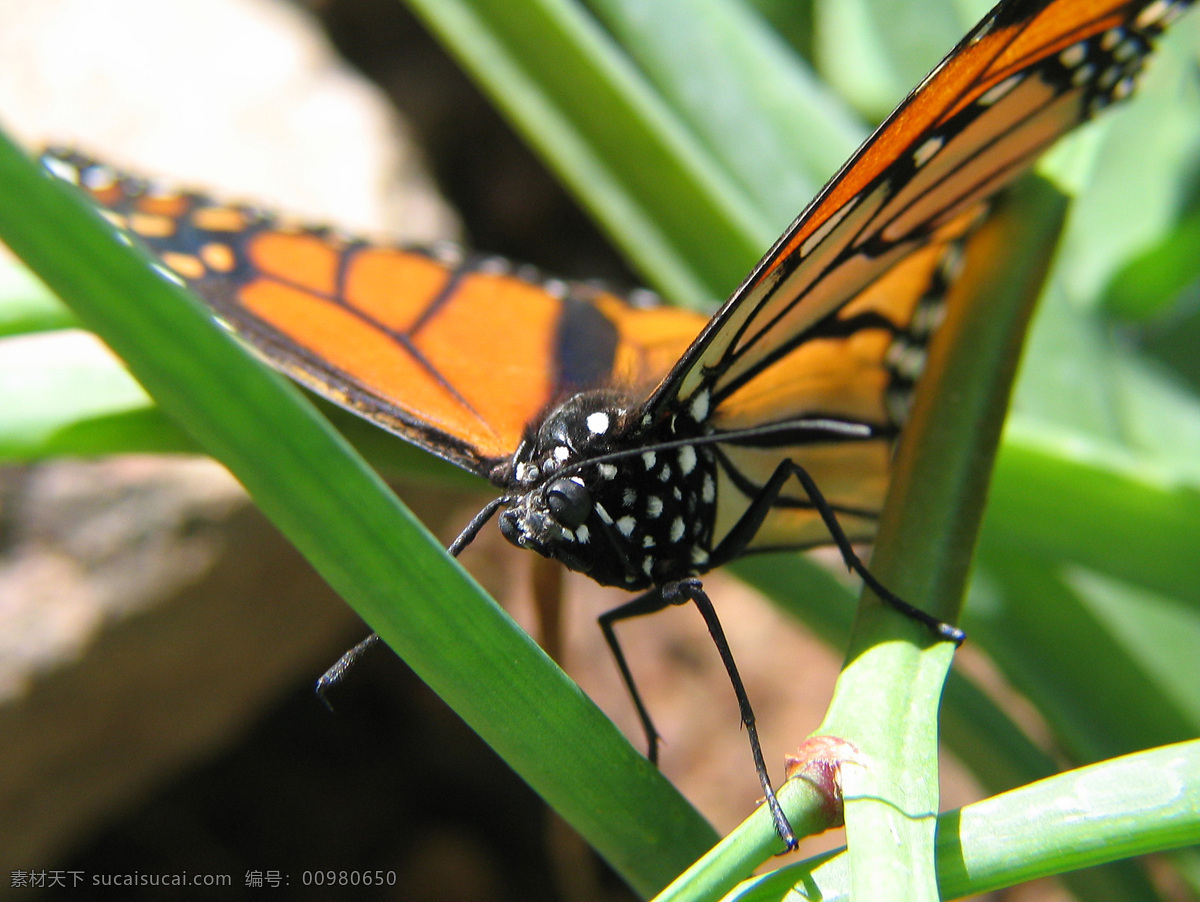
[599,580,799,851]
[598,587,672,765]
[713,458,965,643]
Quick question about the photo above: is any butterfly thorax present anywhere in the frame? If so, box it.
[497,388,718,589]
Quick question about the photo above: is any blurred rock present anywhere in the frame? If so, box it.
[0,457,362,867]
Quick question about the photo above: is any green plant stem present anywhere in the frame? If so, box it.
[725,738,1200,901]
[812,177,1067,902]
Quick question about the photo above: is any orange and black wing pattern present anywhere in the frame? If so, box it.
[40,148,706,477]
[641,0,1193,554]
[39,0,1191,552]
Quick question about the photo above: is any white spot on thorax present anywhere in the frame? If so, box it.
[616,516,636,537]
[669,517,685,543]
[646,496,663,518]
[677,445,697,476]
[586,411,610,435]
[641,450,656,469]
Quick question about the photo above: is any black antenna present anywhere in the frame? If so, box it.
[316,494,512,707]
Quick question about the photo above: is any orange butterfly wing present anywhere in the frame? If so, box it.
[656,0,1191,411]
[638,0,1192,554]
[41,0,1191,550]
[46,151,707,476]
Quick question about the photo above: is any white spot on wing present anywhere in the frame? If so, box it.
[1060,42,1087,68]
[912,136,943,167]
[1072,63,1096,87]
[1137,0,1171,27]
[42,156,79,184]
[978,74,1021,106]
[1113,38,1139,63]
[81,165,116,191]
[800,196,857,258]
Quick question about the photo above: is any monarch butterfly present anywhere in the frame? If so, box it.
[40,0,1193,850]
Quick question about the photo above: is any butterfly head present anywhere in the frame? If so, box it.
[497,389,717,589]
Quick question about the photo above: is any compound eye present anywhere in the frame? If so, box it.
[546,478,591,531]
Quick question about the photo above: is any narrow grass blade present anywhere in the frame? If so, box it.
[0,129,716,897]
[402,0,773,305]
